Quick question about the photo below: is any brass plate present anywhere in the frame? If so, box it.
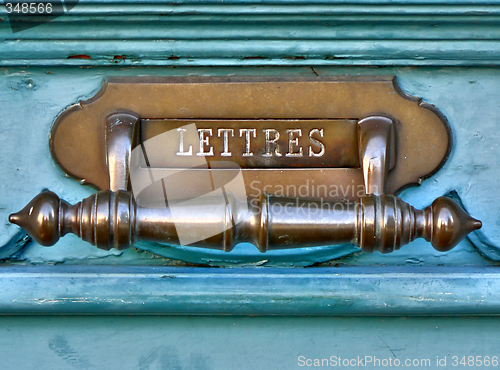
[50,76,451,199]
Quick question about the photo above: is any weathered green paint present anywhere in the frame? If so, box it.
[0,315,498,370]
[4,40,500,67]
[1,265,500,315]
[0,1,500,367]
[3,2,500,66]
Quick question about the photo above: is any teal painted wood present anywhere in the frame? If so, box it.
[0,315,498,370]
[0,1,500,318]
[3,1,500,66]
[3,23,500,41]
[3,41,500,65]
[1,265,500,315]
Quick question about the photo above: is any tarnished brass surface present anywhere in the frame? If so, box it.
[358,116,396,195]
[106,112,140,192]
[50,76,451,198]
[9,191,481,253]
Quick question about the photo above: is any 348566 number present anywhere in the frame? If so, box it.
[5,3,53,14]
[451,356,498,367]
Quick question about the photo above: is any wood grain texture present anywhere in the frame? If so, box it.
[2,1,500,66]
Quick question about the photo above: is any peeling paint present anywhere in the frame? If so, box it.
[0,229,29,260]
[67,54,91,60]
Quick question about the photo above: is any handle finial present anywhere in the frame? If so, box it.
[428,197,482,252]
[9,191,62,246]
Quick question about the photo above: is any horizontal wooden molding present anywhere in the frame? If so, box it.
[1,1,500,66]
[1,265,500,315]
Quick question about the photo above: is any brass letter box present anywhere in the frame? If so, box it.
[10,77,481,255]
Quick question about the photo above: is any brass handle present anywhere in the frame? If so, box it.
[9,190,481,254]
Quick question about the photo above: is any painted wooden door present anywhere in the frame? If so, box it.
[1,1,499,369]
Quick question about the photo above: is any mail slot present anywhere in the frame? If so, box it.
[140,119,358,168]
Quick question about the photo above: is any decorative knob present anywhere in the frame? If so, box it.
[9,190,481,254]
[428,197,483,252]
[9,191,62,247]
[9,191,135,250]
